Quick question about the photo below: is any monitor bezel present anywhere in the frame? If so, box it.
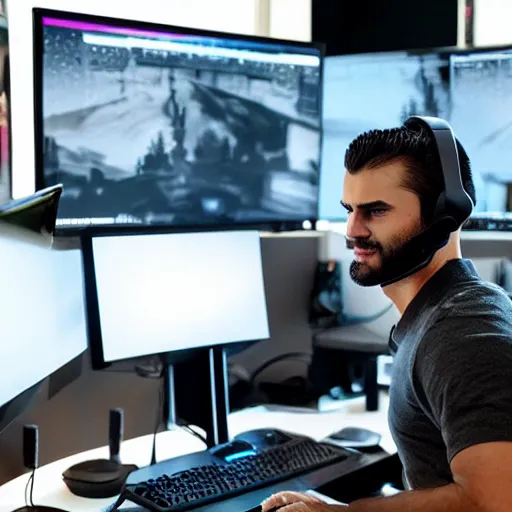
[320,43,512,223]
[32,7,325,236]
[81,230,269,371]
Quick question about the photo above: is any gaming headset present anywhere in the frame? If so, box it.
[376,115,474,287]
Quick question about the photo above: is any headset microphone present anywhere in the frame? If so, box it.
[377,116,474,287]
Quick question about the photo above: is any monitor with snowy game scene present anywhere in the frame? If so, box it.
[320,46,512,230]
[32,9,324,234]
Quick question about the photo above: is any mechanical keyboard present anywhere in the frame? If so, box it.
[121,437,354,511]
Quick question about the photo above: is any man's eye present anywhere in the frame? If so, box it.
[369,209,385,216]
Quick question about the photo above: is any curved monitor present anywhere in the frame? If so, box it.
[33,8,324,235]
[83,230,269,369]
[0,221,88,433]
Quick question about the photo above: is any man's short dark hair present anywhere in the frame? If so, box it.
[344,124,476,224]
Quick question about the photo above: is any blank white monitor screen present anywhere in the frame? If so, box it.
[92,230,270,362]
[0,223,88,408]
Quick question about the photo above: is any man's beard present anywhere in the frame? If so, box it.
[348,229,418,287]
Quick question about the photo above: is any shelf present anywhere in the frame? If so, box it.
[461,231,512,242]
[317,222,512,242]
[259,230,321,238]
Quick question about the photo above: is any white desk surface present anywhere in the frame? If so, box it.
[0,393,393,511]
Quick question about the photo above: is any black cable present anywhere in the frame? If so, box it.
[135,357,207,464]
[24,467,35,507]
[24,473,31,507]
[177,423,207,445]
[150,376,164,466]
[249,352,311,386]
[29,467,35,507]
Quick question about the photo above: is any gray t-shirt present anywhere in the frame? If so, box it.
[388,258,512,490]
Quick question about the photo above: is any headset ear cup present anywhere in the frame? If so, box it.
[429,217,456,248]
[433,192,446,219]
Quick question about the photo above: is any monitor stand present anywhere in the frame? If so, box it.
[162,346,230,449]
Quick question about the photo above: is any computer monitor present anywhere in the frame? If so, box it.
[0,221,88,433]
[320,48,451,220]
[320,45,512,226]
[86,230,269,364]
[82,229,269,445]
[449,46,512,219]
[33,8,324,234]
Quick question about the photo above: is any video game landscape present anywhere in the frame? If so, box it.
[41,24,322,227]
[321,51,451,220]
[321,48,512,220]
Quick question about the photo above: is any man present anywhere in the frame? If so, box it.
[261,119,512,511]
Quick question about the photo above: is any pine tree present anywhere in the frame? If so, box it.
[155,131,166,157]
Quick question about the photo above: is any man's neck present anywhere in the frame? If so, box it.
[382,238,462,314]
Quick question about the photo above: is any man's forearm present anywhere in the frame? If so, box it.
[344,483,480,512]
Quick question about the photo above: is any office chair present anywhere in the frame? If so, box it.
[309,317,390,412]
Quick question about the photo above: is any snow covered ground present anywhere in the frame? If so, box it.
[44,67,320,178]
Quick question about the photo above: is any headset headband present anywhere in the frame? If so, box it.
[374,116,474,287]
[404,116,473,230]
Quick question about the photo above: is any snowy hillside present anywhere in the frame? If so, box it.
[45,89,172,174]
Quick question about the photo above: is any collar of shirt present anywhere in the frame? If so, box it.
[389,258,480,353]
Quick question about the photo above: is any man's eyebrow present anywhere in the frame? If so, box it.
[340,200,392,210]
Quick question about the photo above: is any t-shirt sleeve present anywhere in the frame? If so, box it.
[415,312,512,463]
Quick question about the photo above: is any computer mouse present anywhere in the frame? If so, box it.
[325,427,381,448]
[233,428,297,449]
[209,439,256,461]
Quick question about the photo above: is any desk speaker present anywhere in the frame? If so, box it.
[62,409,138,499]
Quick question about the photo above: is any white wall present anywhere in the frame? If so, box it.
[7,0,313,198]
[473,0,512,46]
[7,0,264,198]
[269,0,311,42]
[457,0,467,48]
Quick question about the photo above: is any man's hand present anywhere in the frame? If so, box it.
[260,442,512,511]
[261,491,346,511]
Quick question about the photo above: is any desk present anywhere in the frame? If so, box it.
[0,393,393,511]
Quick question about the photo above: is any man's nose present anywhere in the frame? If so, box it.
[346,212,371,240]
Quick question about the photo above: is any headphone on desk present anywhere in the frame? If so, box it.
[378,116,474,287]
